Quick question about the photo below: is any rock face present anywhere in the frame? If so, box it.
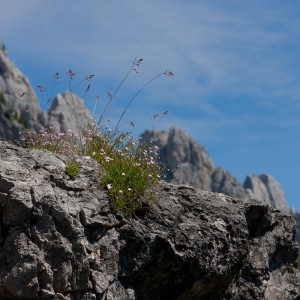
[294,212,300,247]
[0,46,47,141]
[0,47,91,142]
[141,128,252,201]
[212,167,251,200]
[0,141,299,299]
[143,127,215,191]
[244,174,290,214]
[48,91,92,136]
[141,128,291,213]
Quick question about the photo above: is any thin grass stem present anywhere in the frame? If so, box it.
[113,73,163,136]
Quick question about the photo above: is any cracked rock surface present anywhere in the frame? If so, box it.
[0,141,299,299]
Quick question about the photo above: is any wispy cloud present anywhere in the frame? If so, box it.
[2,0,300,111]
[1,0,299,130]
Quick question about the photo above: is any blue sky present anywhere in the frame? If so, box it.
[1,1,300,211]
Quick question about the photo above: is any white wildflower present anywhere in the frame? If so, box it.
[105,156,113,162]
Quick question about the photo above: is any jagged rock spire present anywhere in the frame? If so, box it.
[47,91,92,137]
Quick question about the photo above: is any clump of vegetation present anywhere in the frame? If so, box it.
[84,123,160,216]
[65,160,81,177]
[297,258,300,270]
[23,127,78,155]
[21,58,173,216]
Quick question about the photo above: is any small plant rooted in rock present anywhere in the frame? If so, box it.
[84,122,160,216]
[21,58,173,216]
[65,160,81,177]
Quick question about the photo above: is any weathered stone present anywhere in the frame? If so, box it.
[0,47,47,142]
[294,212,300,249]
[0,47,92,143]
[0,141,298,299]
[141,128,215,190]
[47,91,93,137]
[244,174,290,214]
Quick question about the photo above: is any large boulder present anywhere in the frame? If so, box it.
[0,141,299,299]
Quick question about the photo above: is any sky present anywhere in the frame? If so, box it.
[0,0,299,211]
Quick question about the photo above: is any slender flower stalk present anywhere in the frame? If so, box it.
[98,58,143,126]
[66,71,84,154]
[113,71,168,136]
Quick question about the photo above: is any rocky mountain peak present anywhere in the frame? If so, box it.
[47,91,92,136]
[142,128,292,216]
[0,47,47,141]
[244,174,290,214]
[141,127,214,190]
[0,47,92,142]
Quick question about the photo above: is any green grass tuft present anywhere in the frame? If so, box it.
[65,160,81,177]
[84,123,160,216]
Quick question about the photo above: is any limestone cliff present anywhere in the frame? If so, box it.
[0,141,299,299]
[0,46,91,141]
[0,46,47,141]
[244,174,290,214]
[48,91,92,137]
